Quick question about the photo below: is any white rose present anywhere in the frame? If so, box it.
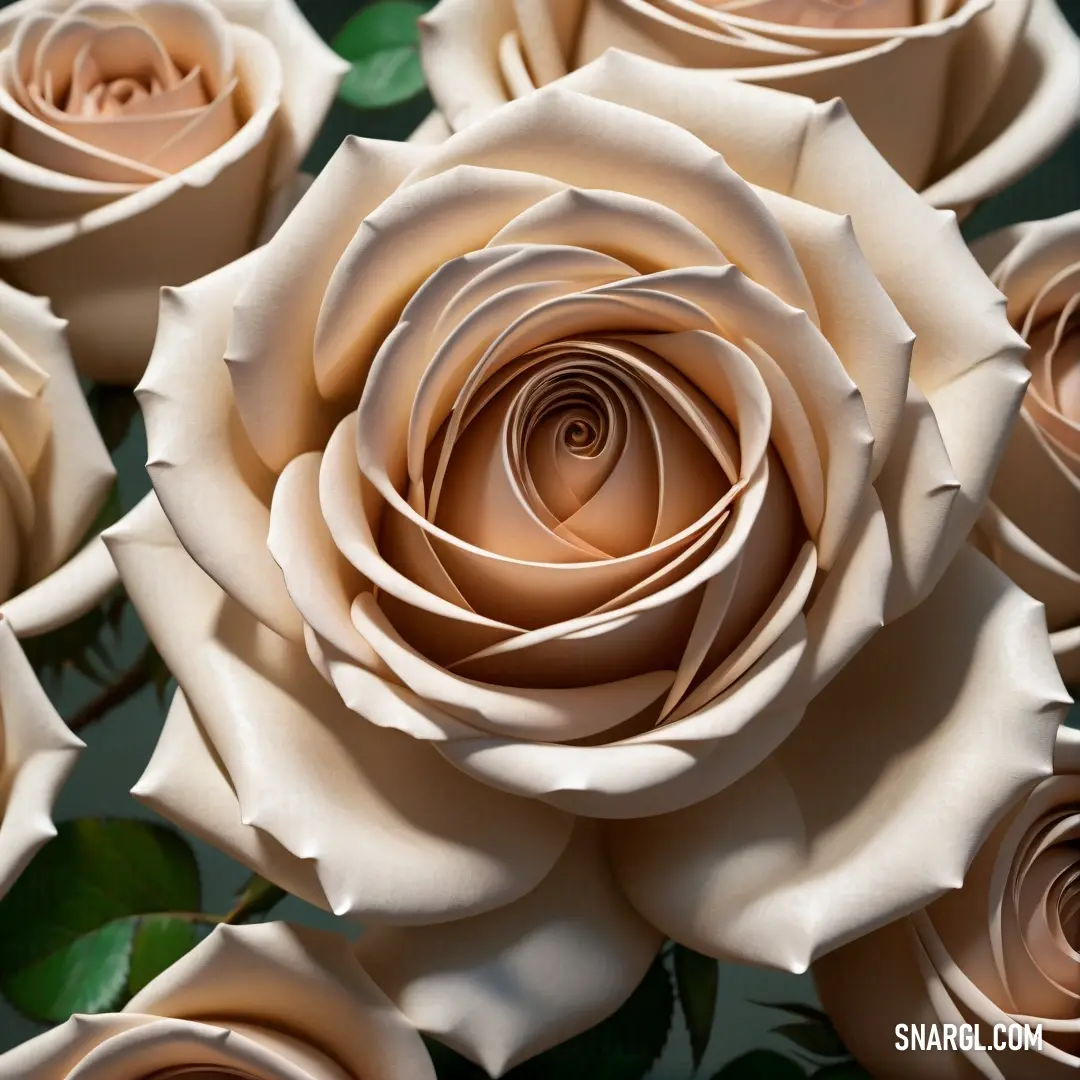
[104,62,1068,1073]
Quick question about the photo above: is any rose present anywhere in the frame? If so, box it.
[0,278,116,898]
[413,0,1080,214]
[971,210,1080,687]
[815,728,1080,1079]
[0,278,119,636]
[0,617,82,899]
[0,922,437,1079]
[104,59,1068,1072]
[0,0,347,385]
[0,277,114,899]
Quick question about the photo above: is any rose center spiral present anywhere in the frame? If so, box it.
[564,418,595,450]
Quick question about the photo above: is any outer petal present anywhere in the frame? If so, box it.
[105,494,575,923]
[213,0,348,185]
[0,616,83,897]
[418,0,517,129]
[133,686,333,912]
[409,109,453,145]
[138,252,303,643]
[1,534,120,638]
[813,917,964,1080]
[226,135,434,473]
[357,819,661,1077]
[608,546,1065,971]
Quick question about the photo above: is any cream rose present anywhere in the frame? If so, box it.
[815,728,1080,1079]
[0,617,82,899]
[105,60,1068,1073]
[413,0,1080,214]
[0,921,437,1080]
[0,277,112,899]
[0,0,348,385]
[972,210,1080,688]
[0,278,118,636]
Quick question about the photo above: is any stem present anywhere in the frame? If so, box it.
[165,911,227,926]
[223,877,289,925]
[66,642,158,732]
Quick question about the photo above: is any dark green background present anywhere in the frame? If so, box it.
[0,0,1078,1074]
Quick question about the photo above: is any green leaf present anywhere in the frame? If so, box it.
[673,943,718,1069]
[86,383,141,453]
[711,1049,807,1078]
[811,1063,870,1079]
[753,1001,834,1026]
[0,819,202,1022]
[230,874,288,922]
[772,1022,849,1060]
[333,0,435,109]
[127,916,197,996]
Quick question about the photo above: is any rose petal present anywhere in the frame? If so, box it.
[215,0,348,185]
[356,819,662,1077]
[435,608,808,818]
[133,686,333,911]
[227,135,434,473]
[1,534,121,637]
[0,615,83,898]
[106,493,576,922]
[610,546,1065,971]
[138,252,304,642]
[402,85,818,322]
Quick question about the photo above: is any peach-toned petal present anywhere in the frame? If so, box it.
[435,608,808,818]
